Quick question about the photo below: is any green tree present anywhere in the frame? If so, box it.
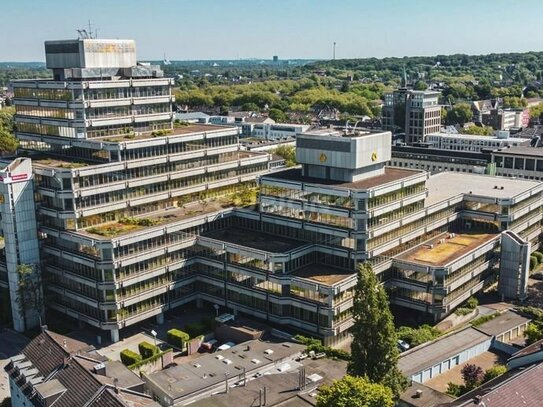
[524,321,543,345]
[447,103,473,126]
[273,145,296,167]
[460,125,493,136]
[241,102,260,112]
[414,80,428,90]
[348,263,407,398]
[316,375,394,407]
[16,264,45,330]
[483,365,507,382]
[268,108,288,123]
[0,128,18,155]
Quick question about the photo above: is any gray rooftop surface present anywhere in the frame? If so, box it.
[425,171,542,206]
[202,227,309,253]
[493,146,543,157]
[398,327,491,377]
[146,340,306,402]
[400,382,454,407]
[473,310,530,337]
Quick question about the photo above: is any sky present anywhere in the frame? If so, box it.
[3,0,543,61]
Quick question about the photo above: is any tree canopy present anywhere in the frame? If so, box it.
[348,263,407,398]
[316,375,394,407]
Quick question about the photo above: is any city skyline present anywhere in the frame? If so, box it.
[3,0,543,61]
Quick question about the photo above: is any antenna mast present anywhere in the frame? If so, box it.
[333,42,336,60]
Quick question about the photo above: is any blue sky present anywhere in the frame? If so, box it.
[3,0,543,61]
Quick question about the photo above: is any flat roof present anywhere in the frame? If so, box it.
[264,167,422,191]
[400,382,454,407]
[398,327,491,377]
[202,227,308,253]
[96,124,235,142]
[301,128,388,138]
[397,232,498,267]
[291,263,354,286]
[425,171,542,206]
[474,310,530,337]
[146,340,305,401]
[493,146,543,157]
[31,156,92,169]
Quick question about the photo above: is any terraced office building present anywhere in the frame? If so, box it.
[1,38,541,346]
[3,39,270,341]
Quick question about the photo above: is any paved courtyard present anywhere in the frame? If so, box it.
[97,332,166,361]
[0,329,29,402]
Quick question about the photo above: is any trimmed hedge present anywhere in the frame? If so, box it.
[120,349,142,366]
[138,341,159,359]
[533,251,543,264]
[129,348,173,370]
[167,329,190,348]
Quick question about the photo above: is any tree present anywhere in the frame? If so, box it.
[447,103,473,126]
[348,263,407,398]
[524,321,543,345]
[316,375,394,407]
[414,80,428,90]
[483,365,507,382]
[268,108,288,123]
[461,364,484,390]
[16,264,45,330]
[0,128,18,155]
[460,125,493,136]
[273,145,296,167]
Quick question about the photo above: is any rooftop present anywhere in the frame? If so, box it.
[96,123,235,142]
[301,127,387,138]
[202,227,309,253]
[146,340,305,402]
[425,171,542,206]
[492,145,543,157]
[454,362,543,407]
[398,327,491,377]
[397,232,498,267]
[474,310,530,337]
[263,167,422,191]
[399,382,454,407]
[291,263,355,286]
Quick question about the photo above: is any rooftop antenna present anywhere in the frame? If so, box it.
[333,42,336,60]
[77,21,97,39]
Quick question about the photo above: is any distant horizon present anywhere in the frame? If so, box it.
[3,0,543,61]
[3,47,543,65]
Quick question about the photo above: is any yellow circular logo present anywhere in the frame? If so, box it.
[319,153,327,163]
[371,152,378,162]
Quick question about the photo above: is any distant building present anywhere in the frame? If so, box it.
[382,88,441,144]
[251,122,310,139]
[273,55,279,63]
[426,131,528,153]
[483,108,530,131]
[174,111,210,123]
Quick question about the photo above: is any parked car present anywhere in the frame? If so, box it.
[397,339,410,352]
[531,272,543,281]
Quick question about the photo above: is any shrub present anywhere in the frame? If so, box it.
[534,251,543,264]
[466,297,479,309]
[120,349,142,366]
[294,334,322,347]
[446,382,465,397]
[138,341,159,359]
[184,322,207,338]
[471,313,498,327]
[461,364,484,389]
[294,335,350,361]
[483,365,507,382]
[530,255,538,270]
[396,325,441,347]
[167,329,190,348]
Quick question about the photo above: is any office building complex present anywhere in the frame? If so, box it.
[1,38,541,347]
[382,88,441,144]
[1,38,271,341]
